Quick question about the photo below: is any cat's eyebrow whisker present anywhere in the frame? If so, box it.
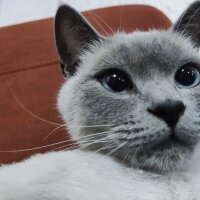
[119,5,124,32]
[6,81,62,126]
[88,12,110,36]
[90,11,114,35]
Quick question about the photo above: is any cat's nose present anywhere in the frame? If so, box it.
[148,100,186,127]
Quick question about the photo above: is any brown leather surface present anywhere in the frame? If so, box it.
[0,5,171,164]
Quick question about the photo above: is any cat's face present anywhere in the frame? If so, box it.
[55,3,200,173]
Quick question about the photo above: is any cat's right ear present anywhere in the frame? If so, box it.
[55,5,102,77]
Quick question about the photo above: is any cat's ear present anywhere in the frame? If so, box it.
[55,5,102,77]
[173,1,200,47]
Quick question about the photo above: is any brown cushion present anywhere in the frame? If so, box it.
[0,5,171,164]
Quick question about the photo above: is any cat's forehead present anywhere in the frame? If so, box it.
[83,30,200,78]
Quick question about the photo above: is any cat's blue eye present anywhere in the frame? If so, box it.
[97,69,132,92]
[175,63,200,88]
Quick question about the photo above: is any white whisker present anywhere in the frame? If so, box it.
[88,12,110,36]
[94,145,116,153]
[49,143,77,152]
[69,124,116,128]
[90,11,114,35]
[122,148,131,165]
[0,130,113,153]
[43,124,66,141]
[119,5,124,31]
[6,81,62,126]
[0,140,73,153]
[107,141,127,156]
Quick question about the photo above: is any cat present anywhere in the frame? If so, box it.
[1,1,200,199]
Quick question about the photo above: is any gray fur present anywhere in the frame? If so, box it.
[56,2,200,174]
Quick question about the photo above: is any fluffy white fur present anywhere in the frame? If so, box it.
[0,148,200,200]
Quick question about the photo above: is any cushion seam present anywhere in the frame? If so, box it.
[0,59,59,76]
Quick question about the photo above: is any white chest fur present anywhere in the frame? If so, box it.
[0,149,199,200]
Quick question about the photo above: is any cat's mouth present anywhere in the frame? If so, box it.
[142,128,191,152]
[115,127,194,173]
[129,128,195,173]
[152,134,184,150]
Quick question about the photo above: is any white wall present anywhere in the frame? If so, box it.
[0,0,194,27]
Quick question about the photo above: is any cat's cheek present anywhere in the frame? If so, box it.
[57,82,70,121]
[57,80,79,134]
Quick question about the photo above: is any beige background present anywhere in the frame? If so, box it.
[0,0,195,27]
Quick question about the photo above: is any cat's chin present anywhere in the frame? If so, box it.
[81,129,194,174]
[127,134,194,174]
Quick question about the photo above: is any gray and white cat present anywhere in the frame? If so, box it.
[1,1,200,199]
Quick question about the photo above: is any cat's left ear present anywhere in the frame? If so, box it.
[55,5,102,77]
[173,1,200,47]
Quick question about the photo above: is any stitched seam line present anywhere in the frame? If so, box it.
[0,59,59,77]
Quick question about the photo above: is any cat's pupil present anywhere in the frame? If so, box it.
[176,67,195,85]
[106,73,128,92]
[98,69,131,92]
[175,63,200,88]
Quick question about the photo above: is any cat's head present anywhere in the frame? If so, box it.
[55,2,200,173]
